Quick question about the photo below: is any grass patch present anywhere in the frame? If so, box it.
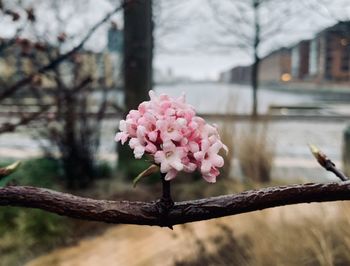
[237,122,275,183]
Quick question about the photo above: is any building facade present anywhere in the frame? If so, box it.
[291,40,310,80]
[259,48,291,83]
[314,21,350,82]
[221,21,350,85]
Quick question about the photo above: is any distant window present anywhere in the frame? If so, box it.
[291,47,299,77]
[341,64,349,71]
[309,39,318,75]
[341,45,350,72]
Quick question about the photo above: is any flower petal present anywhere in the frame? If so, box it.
[201,159,211,174]
[211,154,224,168]
[203,173,216,183]
[170,160,183,171]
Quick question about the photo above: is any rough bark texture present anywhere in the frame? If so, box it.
[1,182,350,227]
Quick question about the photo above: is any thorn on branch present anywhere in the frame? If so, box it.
[309,144,348,181]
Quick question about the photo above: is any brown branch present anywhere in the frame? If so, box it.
[0,105,51,134]
[1,182,350,227]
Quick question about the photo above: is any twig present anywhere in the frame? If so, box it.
[0,105,51,134]
[309,144,348,181]
[1,182,350,227]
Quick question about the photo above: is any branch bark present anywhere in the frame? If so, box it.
[1,182,350,227]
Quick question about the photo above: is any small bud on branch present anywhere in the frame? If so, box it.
[0,161,21,179]
[309,144,348,181]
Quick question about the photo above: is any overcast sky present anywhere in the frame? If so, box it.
[154,0,350,80]
[1,0,350,80]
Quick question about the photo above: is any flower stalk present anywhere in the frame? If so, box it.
[157,172,174,229]
[161,173,173,204]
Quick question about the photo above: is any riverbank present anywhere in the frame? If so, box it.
[260,81,350,97]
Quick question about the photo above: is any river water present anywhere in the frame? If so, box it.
[1,82,349,181]
[157,82,316,114]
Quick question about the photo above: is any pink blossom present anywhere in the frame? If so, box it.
[154,141,186,180]
[194,141,225,182]
[115,90,227,183]
[156,117,186,142]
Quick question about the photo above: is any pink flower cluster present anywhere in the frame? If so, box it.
[115,90,227,183]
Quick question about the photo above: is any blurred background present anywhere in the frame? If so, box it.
[1,0,350,265]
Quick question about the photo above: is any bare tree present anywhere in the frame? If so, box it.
[0,0,126,188]
[153,0,195,54]
[206,0,305,116]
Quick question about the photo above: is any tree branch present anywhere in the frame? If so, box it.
[1,182,350,227]
[0,105,51,134]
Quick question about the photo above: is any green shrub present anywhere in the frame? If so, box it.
[15,209,69,247]
[95,161,113,179]
[0,207,18,235]
[0,157,71,265]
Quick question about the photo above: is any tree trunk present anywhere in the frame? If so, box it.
[118,0,153,174]
[62,149,95,189]
[251,54,260,117]
[123,0,153,110]
[251,0,260,117]
[61,93,95,189]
